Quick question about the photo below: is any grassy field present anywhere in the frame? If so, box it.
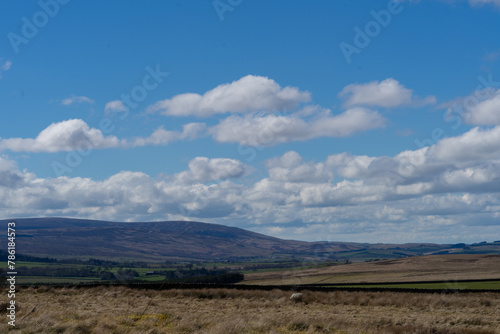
[15,276,102,284]
[1,260,341,284]
[1,286,499,333]
[243,254,500,285]
[5,254,500,288]
[1,261,181,284]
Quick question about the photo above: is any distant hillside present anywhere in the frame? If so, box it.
[2,218,499,262]
[244,254,500,285]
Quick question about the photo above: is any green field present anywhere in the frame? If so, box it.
[0,260,287,284]
[1,261,175,283]
[5,261,87,268]
[4,255,500,289]
[16,276,102,284]
[1,259,343,284]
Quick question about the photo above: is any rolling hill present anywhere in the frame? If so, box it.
[2,217,499,262]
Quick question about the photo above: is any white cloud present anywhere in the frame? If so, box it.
[265,151,333,183]
[462,91,500,125]
[339,78,435,108]
[0,119,205,153]
[1,124,500,243]
[248,123,500,210]
[0,119,121,153]
[0,155,246,221]
[3,73,500,242]
[147,75,311,117]
[429,125,500,161]
[325,153,376,179]
[61,96,94,106]
[173,157,252,183]
[145,77,439,147]
[210,108,385,146]
[131,123,206,147]
[0,156,26,187]
[105,100,129,113]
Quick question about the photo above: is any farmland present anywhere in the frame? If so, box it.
[2,254,500,332]
[3,254,500,291]
[243,254,500,286]
[0,258,339,285]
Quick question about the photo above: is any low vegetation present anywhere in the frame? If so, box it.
[244,254,500,285]
[1,286,499,333]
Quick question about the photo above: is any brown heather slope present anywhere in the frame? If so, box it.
[1,217,367,262]
[243,254,500,285]
[3,217,500,263]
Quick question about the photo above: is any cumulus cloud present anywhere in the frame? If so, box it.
[3,73,500,242]
[210,108,385,146]
[105,100,129,113]
[0,119,121,153]
[265,151,333,183]
[429,125,500,161]
[0,155,246,221]
[0,119,205,153]
[250,124,500,208]
[1,122,500,243]
[240,146,500,242]
[131,123,206,147]
[173,157,252,183]
[61,96,95,106]
[147,75,311,117]
[145,77,440,147]
[462,90,500,125]
[0,156,25,187]
[339,78,436,108]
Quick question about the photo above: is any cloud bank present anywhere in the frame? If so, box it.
[2,124,500,243]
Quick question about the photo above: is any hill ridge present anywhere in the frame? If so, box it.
[2,217,500,262]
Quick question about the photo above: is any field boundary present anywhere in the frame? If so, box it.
[299,277,500,286]
[8,280,500,294]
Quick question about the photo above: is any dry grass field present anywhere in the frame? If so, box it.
[243,254,500,285]
[1,285,499,334]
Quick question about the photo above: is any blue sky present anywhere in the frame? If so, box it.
[1,0,500,243]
